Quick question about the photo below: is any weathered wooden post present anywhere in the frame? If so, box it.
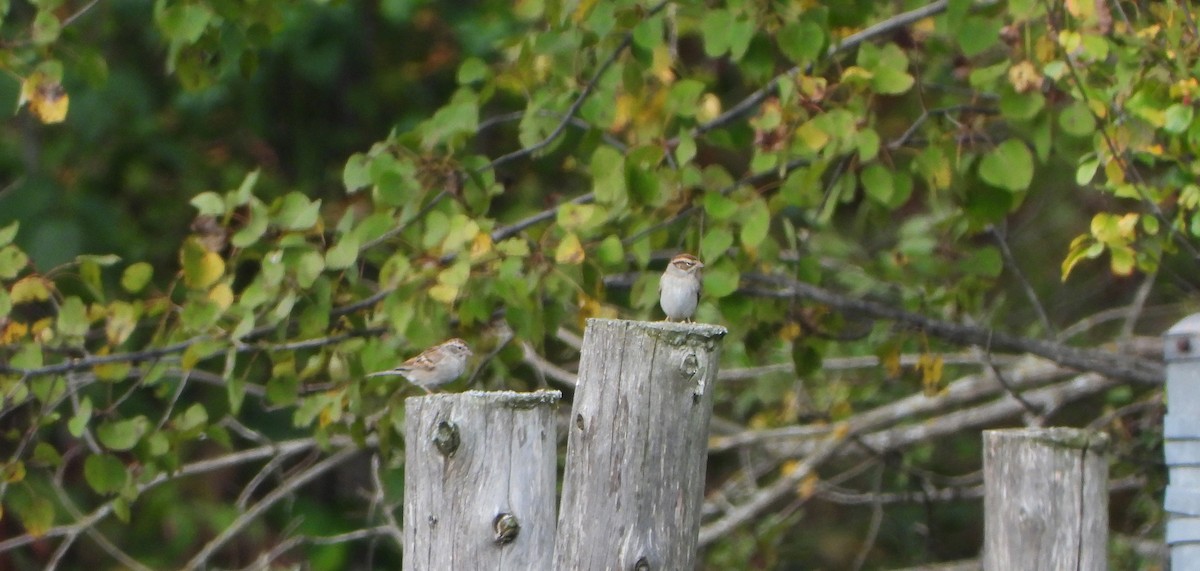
[403,390,560,570]
[982,427,1108,571]
[553,318,727,570]
[1164,313,1200,569]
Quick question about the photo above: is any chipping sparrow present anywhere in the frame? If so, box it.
[368,338,473,393]
[659,253,704,322]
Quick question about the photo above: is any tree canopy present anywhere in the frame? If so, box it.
[0,0,1185,568]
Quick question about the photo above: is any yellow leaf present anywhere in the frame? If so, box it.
[652,44,675,84]
[781,459,802,477]
[10,276,52,304]
[797,473,820,500]
[470,231,493,259]
[20,71,69,124]
[571,0,599,23]
[2,321,29,344]
[611,94,635,132]
[697,94,722,123]
[3,460,25,483]
[429,283,460,304]
[919,354,944,396]
[831,422,851,440]
[208,283,234,312]
[779,321,802,341]
[795,121,829,152]
[180,238,225,289]
[555,233,585,265]
[1007,61,1041,94]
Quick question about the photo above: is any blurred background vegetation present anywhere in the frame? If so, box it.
[0,0,1189,569]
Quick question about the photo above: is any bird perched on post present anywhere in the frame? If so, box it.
[367,338,473,393]
[659,253,704,322]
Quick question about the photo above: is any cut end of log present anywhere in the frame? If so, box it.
[405,389,562,408]
[585,318,728,342]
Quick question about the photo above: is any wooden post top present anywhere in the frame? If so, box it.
[405,389,562,407]
[585,317,728,342]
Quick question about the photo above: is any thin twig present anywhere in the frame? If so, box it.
[986,223,1054,335]
[182,447,359,570]
[478,0,670,173]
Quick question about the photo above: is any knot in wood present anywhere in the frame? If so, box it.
[1179,337,1192,354]
[679,353,700,378]
[493,512,520,545]
[632,556,651,571]
[432,420,460,457]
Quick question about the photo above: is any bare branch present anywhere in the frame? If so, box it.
[182,447,359,570]
[740,273,1163,385]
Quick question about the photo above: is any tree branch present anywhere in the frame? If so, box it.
[740,273,1163,385]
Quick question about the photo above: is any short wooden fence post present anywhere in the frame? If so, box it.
[982,427,1108,571]
[1164,313,1200,569]
[553,318,727,570]
[403,390,561,570]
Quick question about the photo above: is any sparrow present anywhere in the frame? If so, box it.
[367,338,473,393]
[659,253,704,322]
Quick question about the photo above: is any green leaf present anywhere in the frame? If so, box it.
[0,221,18,246]
[97,416,149,451]
[861,164,894,205]
[1059,102,1096,137]
[32,10,60,45]
[596,235,624,267]
[190,191,225,216]
[873,66,907,94]
[422,93,479,147]
[173,403,208,433]
[739,199,770,248]
[84,454,128,495]
[957,15,1001,57]
[701,227,734,262]
[960,247,1003,277]
[999,87,1044,121]
[343,153,371,193]
[275,193,322,231]
[778,21,824,63]
[232,199,269,247]
[667,80,706,118]
[978,140,1034,192]
[8,487,54,536]
[704,192,738,220]
[325,235,360,270]
[702,258,740,298]
[457,57,489,84]
[57,296,89,338]
[121,262,154,293]
[0,245,29,279]
[591,147,627,206]
[701,9,732,57]
[1076,156,1100,186]
[232,169,260,206]
[158,3,211,44]
[68,397,92,437]
[1165,104,1194,134]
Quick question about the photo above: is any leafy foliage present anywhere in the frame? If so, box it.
[0,0,1184,569]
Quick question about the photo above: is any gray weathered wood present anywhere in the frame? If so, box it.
[553,318,727,570]
[403,390,560,571]
[982,427,1108,571]
[1164,312,1200,570]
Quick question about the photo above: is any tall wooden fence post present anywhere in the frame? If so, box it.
[403,390,561,570]
[982,427,1108,571]
[553,318,727,570]
[1164,313,1200,569]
